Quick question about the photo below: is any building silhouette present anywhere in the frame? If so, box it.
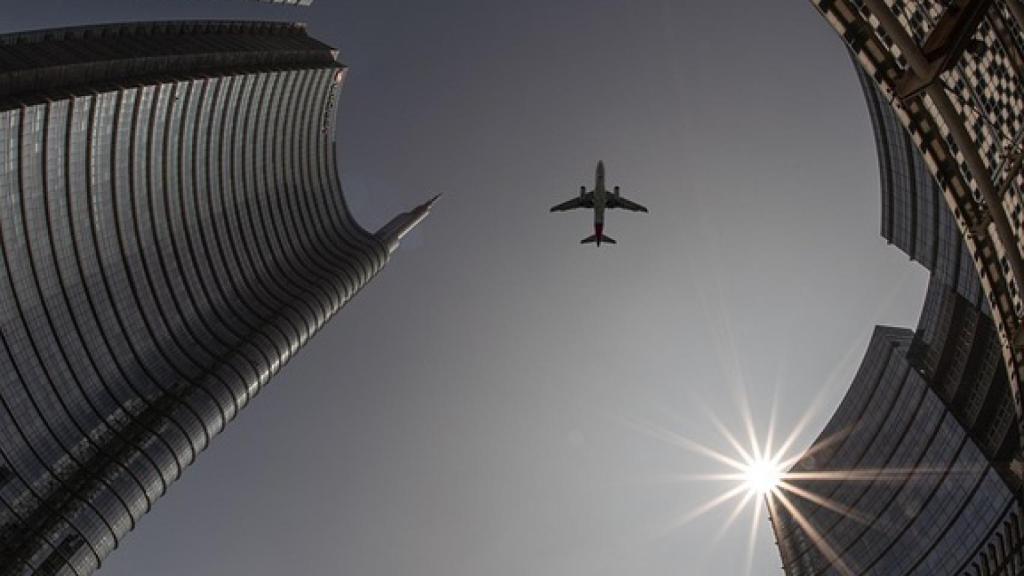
[0,21,428,574]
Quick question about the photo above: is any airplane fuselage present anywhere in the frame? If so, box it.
[592,161,607,236]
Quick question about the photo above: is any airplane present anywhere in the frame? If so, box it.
[550,161,648,245]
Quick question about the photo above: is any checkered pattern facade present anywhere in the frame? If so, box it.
[812,0,1024,468]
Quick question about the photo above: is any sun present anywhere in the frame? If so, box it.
[742,455,783,496]
[626,393,836,576]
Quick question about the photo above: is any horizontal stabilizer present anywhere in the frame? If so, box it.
[581,235,616,245]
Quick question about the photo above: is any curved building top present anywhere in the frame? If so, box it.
[0,20,338,110]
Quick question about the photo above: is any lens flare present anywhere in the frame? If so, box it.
[628,399,892,576]
[743,456,782,496]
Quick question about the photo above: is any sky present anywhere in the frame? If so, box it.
[2,1,930,575]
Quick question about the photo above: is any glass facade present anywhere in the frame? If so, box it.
[809,0,1024,482]
[772,328,1024,575]
[855,65,987,313]
[0,21,397,575]
[855,61,1020,465]
[908,279,1019,475]
[771,18,1024,572]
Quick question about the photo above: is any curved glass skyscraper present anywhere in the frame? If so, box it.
[771,327,1023,575]
[809,0,1024,466]
[0,21,428,574]
[770,327,1019,573]
[769,15,1024,571]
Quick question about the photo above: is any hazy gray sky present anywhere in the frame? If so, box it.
[2,1,928,574]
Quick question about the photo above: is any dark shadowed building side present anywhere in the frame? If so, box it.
[908,280,1021,490]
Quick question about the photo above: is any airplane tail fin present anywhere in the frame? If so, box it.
[581,235,616,245]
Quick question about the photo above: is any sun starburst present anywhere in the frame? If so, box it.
[742,455,783,496]
[627,387,879,576]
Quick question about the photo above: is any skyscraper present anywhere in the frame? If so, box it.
[854,59,1021,480]
[770,276,1023,573]
[809,0,1024,454]
[854,64,987,310]
[0,21,428,574]
[771,327,1023,575]
[769,14,1024,571]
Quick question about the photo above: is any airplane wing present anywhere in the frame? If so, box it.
[608,195,648,213]
[550,193,593,212]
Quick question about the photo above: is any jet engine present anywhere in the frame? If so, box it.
[580,186,586,199]
[614,186,620,197]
